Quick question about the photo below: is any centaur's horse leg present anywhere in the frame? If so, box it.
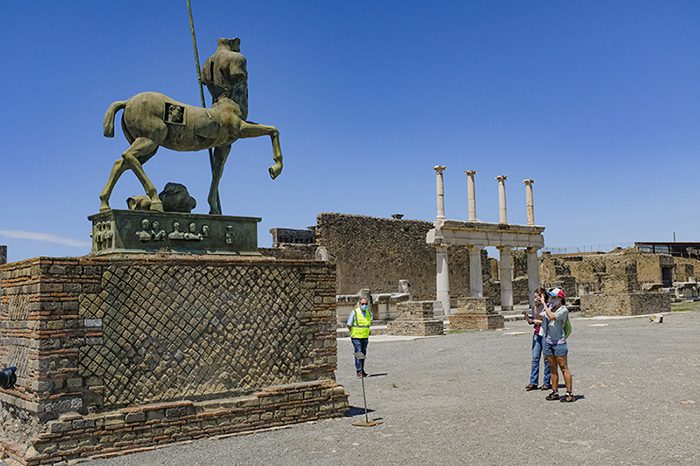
[119,137,164,211]
[99,142,159,212]
[208,145,231,215]
[238,121,283,179]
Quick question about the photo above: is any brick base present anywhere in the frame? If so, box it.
[7,380,347,465]
[0,255,348,465]
[449,314,504,330]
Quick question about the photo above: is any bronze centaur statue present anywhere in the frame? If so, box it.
[99,38,282,215]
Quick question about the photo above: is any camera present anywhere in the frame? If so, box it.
[0,367,17,390]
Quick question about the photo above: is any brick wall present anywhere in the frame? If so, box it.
[0,255,347,464]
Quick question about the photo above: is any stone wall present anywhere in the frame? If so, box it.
[542,248,694,296]
[0,255,346,464]
[580,292,671,316]
[315,213,483,301]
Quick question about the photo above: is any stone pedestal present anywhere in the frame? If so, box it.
[387,301,444,336]
[89,210,261,256]
[449,297,504,330]
[0,255,347,465]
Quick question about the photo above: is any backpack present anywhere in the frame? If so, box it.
[564,318,572,339]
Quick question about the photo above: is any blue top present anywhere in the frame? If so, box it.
[544,305,569,344]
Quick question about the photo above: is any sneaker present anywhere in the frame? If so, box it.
[525,384,538,391]
[545,392,559,401]
[362,371,368,377]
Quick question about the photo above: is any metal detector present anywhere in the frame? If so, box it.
[352,351,382,427]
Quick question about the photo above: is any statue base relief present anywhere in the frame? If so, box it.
[89,210,261,256]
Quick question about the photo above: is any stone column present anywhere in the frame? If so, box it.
[434,165,447,222]
[436,245,451,315]
[527,247,541,308]
[468,245,484,298]
[523,179,535,226]
[498,247,514,311]
[496,175,508,224]
[465,170,477,222]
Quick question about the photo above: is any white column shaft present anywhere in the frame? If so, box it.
[499,247,513,311]
[436,245,450,315]
[527,247,541,308]
[523,179,535,226]
[465,170,477,221]
[435,166,446,221]
[496,176,508,223]
[468,246,483,298]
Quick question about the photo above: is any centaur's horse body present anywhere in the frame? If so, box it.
[99,39,282,215]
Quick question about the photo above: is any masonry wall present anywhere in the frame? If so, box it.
[0,255,346,464]
[315,213,481,300]
[542,249,689,295]
[580,292,671,316]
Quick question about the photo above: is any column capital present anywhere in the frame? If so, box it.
[434,165,447,174]
[464,170,476,176]
[523,178,534,185]
[495,175,507,182]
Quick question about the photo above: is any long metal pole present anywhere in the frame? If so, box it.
[187,0,206,108]
[187,0,220,213]
[360,375,369,424]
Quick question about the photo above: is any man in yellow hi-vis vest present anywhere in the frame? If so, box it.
[347,297,372,377]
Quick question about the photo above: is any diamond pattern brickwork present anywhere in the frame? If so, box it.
[79,263,315,409]
[8,294,29,321]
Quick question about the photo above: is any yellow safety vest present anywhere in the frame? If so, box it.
[350,308,372,339]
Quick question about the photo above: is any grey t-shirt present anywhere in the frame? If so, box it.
[544,305,569,344]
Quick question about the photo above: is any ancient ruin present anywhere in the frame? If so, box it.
[0,38,345,466]
[426,167,544,329]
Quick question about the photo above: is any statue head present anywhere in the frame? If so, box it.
[217,37,241,52]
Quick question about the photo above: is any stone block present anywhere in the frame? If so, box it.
[449,313,504,330]
[453,297,494,315]
[395,301,435,320]
[580,292,671,316]
[387,319,444,336]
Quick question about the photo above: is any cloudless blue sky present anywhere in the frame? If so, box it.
[2,1,699,262]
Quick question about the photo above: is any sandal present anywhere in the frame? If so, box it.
[540,385,552,391]
[545,392,559,401]
[525,384,538,391]
[560,394,575,403]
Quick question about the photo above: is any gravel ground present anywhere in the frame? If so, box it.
[88,310,700,465]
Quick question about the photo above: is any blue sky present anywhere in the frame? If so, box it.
[2,1,699,263]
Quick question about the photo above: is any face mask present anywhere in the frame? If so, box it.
[361,304,368,311]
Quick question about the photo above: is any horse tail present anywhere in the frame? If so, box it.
[103,101,127,138]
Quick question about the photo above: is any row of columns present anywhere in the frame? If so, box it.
[461,170,535,226]
[432,166,541,314]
